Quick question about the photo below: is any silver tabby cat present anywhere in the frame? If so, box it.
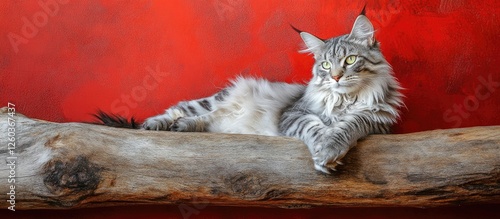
[141,14,403,174]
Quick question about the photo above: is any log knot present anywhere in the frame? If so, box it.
[222,171,292,200]
[224,172,264,199]
[43,155,102,200]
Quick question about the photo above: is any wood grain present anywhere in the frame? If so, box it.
[0,107,499,209]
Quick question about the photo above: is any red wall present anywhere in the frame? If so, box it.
[1,0,499,218]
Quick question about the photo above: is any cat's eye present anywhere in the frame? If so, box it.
[321,61,331,69]
[345,55,357,65]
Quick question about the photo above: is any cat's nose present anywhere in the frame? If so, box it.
[332,74,344,82]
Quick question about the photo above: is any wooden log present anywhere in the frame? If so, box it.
[0,107,499,209]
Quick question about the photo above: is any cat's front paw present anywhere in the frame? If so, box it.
[312,141,349,174]
[142,115,174,131]
[170,117,190,132]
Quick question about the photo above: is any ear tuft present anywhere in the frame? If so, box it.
[360,4,367,16]
[290,24,303,34]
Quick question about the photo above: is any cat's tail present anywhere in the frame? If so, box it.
[93,110,141,129]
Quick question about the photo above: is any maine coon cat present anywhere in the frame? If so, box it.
[98,13,403,174]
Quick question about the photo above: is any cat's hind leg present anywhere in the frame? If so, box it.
[142,108,183,130]
[142,90,227,131]
[170,115,212,132]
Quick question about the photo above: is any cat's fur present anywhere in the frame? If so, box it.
[97,14,403,174]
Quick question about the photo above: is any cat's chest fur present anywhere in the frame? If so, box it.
[306,89,373,126]
[320,97,360,125]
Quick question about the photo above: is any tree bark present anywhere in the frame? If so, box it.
[0,107,499,209]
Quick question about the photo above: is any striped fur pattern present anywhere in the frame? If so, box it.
[141,15,403,174]
[143,78,305,136]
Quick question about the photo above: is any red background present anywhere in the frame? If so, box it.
[1,0,499,218]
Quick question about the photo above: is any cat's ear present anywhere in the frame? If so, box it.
[348,15,375,46]
[299,32,325,57]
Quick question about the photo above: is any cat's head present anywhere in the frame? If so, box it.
[300,15,393,95]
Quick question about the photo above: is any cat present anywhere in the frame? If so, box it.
[97,13,403,174]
